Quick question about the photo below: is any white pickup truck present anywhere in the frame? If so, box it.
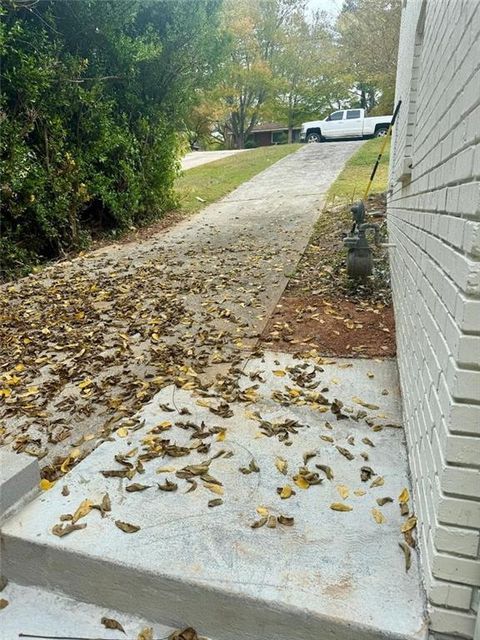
[300,108,393,143]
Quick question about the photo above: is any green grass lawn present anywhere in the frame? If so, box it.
[325,137,391,206]
[175,144,302,214]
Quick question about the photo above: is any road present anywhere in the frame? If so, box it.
[181,148,251,171]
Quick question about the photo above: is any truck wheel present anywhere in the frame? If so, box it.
[306,132,322,143]
[375,127,389,137]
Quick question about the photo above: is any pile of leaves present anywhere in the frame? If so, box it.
[0,0,225,279]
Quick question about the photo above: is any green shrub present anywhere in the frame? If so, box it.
[0,0,224,280]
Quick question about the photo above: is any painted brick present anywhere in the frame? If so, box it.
[389,1,480,637]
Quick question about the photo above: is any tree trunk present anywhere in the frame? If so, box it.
[288,126,293,144]
[234,133,245,149]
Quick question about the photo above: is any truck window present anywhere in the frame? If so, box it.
[329,111,344,121]
[347,110,361,119]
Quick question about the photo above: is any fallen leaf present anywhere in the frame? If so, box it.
[277,514,294,526]
[293,475,309,490]
[354,489,366,496]
[256,506,269,517]
[337,484,349,500]
[138,628,153,640]
[278,485,294,499]
[376,497,393,506]
[372,508,386,524]
[266,515,277,528]
[352,396,379,410]
[203,482,224,495]
[0,599,9,609]
[303,450,316,464]
[272,370,286,377]
[126,483,151,492]
[400,502,409,516]
[370,476,384,488]
[251,516,267,529]
[72,499,93,524]
[399,541,411,571]
[361,437,375,447]
[157,479,178,492]
[115,520,140,533]
[40,478,54,491]
[330,502,352,512]
[117,427,129,438]
[398,488,409,503]
[275,456,288,475]
[157,466,176,474]
[401,516,417,533]
[52,522,87,537]
[315,464,334,480]
[208,498,223,508]
[336,446,354,461]
[61,485,70,496]
[101,617,125,633]
[216,430,226,442]
[169,628,199,640]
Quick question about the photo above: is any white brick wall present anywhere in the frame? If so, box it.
[388,0,480,638]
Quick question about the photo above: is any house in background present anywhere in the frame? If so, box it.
[247,122,302,146]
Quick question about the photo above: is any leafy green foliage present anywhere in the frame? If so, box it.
[0,0,224,279]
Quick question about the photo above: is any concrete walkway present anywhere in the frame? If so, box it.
[1,142,362,469]
[181,149,250,171]
[0,141,427,638]
[2,353,427,639]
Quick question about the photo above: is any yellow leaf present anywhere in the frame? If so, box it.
[398,488,410,503]
[401,516,417,533]
[83,433,95,442]
[203,482,224,495]
[372,508,386,524]
[370,476,384,488]
[352,396,380,410]
[117,427,129,438]
[78,378,93,389]
[256,506,269,516]
[137,628,153,640]
[354,489,366,496]
[273,370,286,377]
[14,363,25,372]
[72,499,93,524]
[196,398,211,408]
[337,484,350,500]
[156,466,176,474]
[216,430,226,442]
[275,457,288,475]
[294,475,309,490]
[279,485,293,499]
[39,479,55,491]
[158,421,172,429]
[330,502,353,512]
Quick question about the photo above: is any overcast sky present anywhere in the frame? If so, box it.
[306,0,342,18]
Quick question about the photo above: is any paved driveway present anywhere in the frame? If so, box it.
[181,148,251,171]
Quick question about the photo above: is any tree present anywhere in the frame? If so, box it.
[218,0,304,149]
[335,0,402,113]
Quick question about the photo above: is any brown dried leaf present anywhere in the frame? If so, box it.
[370,476,384,488]
[52,522,87,537]
[315,464,334,480]
[126,483,151,492]
[266,515,277,528]
[336,446,354,460]
[115,520,140,533]
[303,450,316,465]
[251,516,268,529]
[101,617,125,633]
[376,497,393,506]
[362,437,375,447]
[61,485,70,497]
[208,498,223,508]
[185,479,198,493]
[169,628,199,640]
[399,541,411,571]
[277,514,294,526]
[157,479,178,492]
[138,628,153,640]
[203,481,223,495]
[400,502,409,516]
[360,466,375,481]
[0,599,8,610]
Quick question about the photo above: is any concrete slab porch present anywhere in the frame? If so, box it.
[1,353,427,640]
